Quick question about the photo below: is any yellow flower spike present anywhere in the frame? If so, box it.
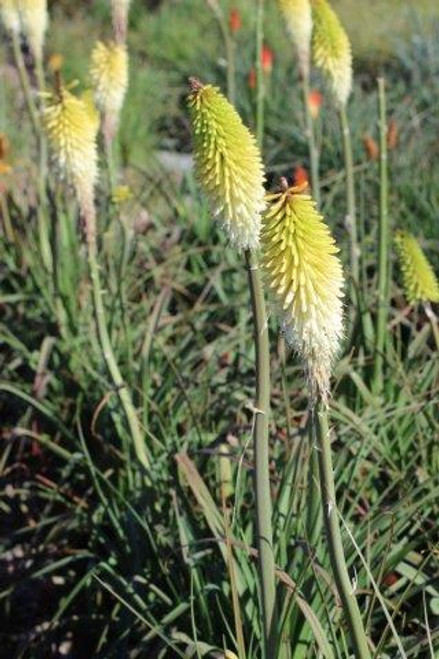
[111,185,132,205]
[19,0,48,63]
[187,78,266,251]
[80,89,100,134]
[261,179,344,399]
[278,0,313,79]
[0,0,20,35]
[395,231,439,304]
[90,40,128,144]
[43,85,99,212]
[311,0,352,107]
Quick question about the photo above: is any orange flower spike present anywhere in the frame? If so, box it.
[0,133,10,162]
[48,53,64,73]
[363,134,379,161]
[0,133,12,175]
[261,45,274,74]
[248,67,257,90]
[387,118,398,150]
[308,89,323,119]
[229,8,242,33]
[293,165,309,188]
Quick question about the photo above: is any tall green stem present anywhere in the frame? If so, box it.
[314,398,371,659]
[11,34,52,274]
[373,78,389,394]
[1,194,15,244]
[302,75,320,207]
[245,250,277,658]
[340,106,359,286]
[424,302,439,353]
[11,32,39,137]
[306,418,321,549]
[255,0,265,149]
[86,217,150,471]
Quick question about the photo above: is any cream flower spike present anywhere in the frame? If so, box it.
[278,0,313,79]
[43,84,99,212]
[395,231,439,304]
[19,0,48,63]
[0,0,20,35]
[90,40,128,145]
[311,0,352,107]
[261,179,344,399]
[187,78,266,251]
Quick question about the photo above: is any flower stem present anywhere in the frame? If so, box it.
[11,32,40,137]
[255,0,265,149]
[306,417,321,550]
[373,78,389,395]
[206,0,236,104]
[340,106,359,286]
[245,249,277,658]
[85,213,150,471]
[11,32,53,275]
[314,398,371,659]
[1,193,15,244]
[424,302,439,353]
[302,75,320,207]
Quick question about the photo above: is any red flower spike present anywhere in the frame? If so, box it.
[261,45,274,74]
[308,89,323,120]
[248,67,256,89]
[229,8,242,33]
[387,118,398,150]
[363,134,379,161]
[293,165,309,188]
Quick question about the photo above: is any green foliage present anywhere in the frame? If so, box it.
[1,1,439,657]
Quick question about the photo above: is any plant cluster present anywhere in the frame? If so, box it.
[0,0,438,658]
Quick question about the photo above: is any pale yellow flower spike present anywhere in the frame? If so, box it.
[0,0,20,35]
[90,40,128,145]
[44,86,99,215]
[395,231,439,304]
[261,180,344,399]
[311,0,352,107]
[278,0,313,79]
[19,0,48,63]
[188,79,266,251]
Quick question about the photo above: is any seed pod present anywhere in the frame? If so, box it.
[395,231,439,304]
[90,40,128,146]
[311,0,352,107]
[43,85,99,218]
[278,0,312,79]
[187,79,265,251]
[261,180,344,399]
[19,0,48,63]
[0,0,20,35]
